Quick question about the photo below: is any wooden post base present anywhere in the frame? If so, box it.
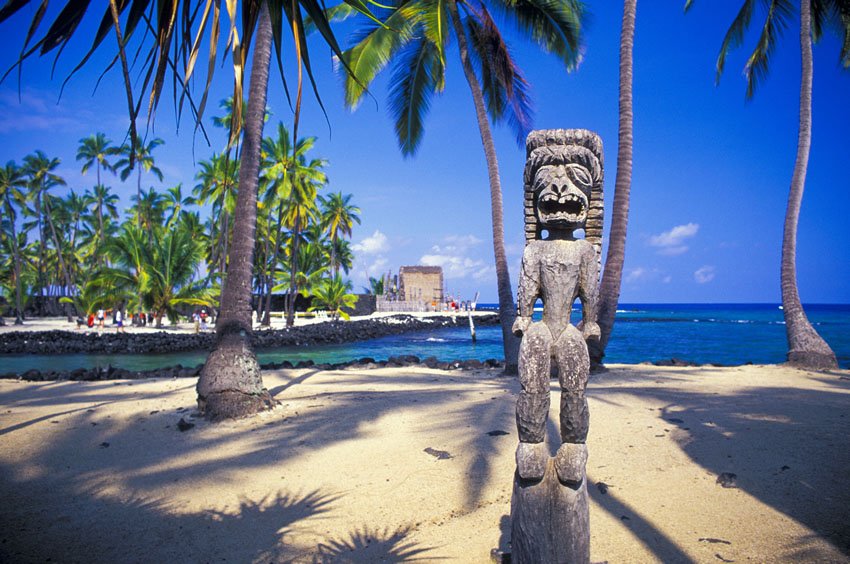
[510,457,590,563]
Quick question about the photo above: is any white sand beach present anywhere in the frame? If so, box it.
[1,363,848,562]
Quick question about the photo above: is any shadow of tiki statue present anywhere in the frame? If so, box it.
[510,129,603,563]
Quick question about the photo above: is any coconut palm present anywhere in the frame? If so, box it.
[194,153,239,283]
[116,136,164,226]
[686,0,847,368]
[76,133,119,192]
[2,0,379,420]
[591,0,637,367]
[83,184,120,256]
[320,192,360,278]
[22,151,71,307]
[0,161,27,323]
[163,184,197,228]
[259,123,327,325]
[341,0,586,372]
[308,276,358,320]
[281,167,325,327]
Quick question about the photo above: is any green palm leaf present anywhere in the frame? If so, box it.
[390,35,443,156]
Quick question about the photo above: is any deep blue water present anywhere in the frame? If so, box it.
[2,304,849,373]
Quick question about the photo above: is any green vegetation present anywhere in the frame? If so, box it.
[0,121,361,327]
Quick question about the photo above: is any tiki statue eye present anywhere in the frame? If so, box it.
[566,164,592,188]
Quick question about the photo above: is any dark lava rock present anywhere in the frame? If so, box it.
[653,358,698,367]
[422,356,440,368]
[423,447,453,460]
[487,430,509,437]
[596,482,610,494]
[462,359,483,370]
[177,418,195,432]
[716,472,738,488]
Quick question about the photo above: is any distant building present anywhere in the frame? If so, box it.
[399,266,443,304]
[376,265,444,312]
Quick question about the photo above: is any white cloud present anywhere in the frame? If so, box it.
[649,223,699,256]
[430,234,483,254]
[625,267,649,283]
[625,267,670,284]
[421,253,490,280]
[694,265,716,284]
[352,230,390,255]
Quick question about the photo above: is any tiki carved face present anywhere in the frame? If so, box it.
[532,163,593,231]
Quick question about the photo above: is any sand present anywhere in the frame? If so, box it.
[1,363,848,563]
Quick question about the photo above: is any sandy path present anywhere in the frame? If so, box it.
[1,364,848,563]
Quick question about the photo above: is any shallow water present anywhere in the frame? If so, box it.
[2,304,848,373]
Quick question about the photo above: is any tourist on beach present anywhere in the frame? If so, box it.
[115,308,125,333]
[193,312,200,334]
[200,309,208,331]
[96,309,105,329]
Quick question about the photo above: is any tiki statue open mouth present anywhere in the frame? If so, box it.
[533,163,592,230]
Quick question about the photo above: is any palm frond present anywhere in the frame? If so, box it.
[713,0,756,83]
[389,35,442,156]
[340,1,421,108]
[466,4,533,144]
[489,0,584,70]
[743,0,792,99]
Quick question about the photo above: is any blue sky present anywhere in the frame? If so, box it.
[0,2,848,304]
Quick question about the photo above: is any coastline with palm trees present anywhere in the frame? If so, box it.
[0,1,849,560]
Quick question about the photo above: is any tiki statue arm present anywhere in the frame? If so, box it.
[578,244,600,341]
[513,246,540,337]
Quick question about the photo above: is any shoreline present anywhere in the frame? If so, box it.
[0,312,500,356]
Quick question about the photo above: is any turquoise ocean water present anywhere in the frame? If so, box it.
[2,304,848,373]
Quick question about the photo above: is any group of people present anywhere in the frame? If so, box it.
[75,308,127,333]
[74,308,162,333]
[73,307,215,333]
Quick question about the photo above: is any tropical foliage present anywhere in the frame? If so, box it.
[0,123,361,328]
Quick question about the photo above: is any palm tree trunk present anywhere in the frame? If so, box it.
[286,215,301,328]
[263,204,285,326]
[781,1,837,369]
[35,194,46,315]
[593,0,636,367]
[4,200,24,324]
[197,3,274,419]
[446,0,519,373]
[43,196,74,319]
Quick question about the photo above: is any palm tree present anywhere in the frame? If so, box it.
[2,0,379,420]
[686,0,846,369]
[0,161,28,323]
[116,136,164,226]
[22,151,71,308]
[341,0,586,372]
[309,276,358,320]
[83,184,120,256]
[591,0,637,367]
[163,184,197,228]
[320,192,361,278]
[260,123,327,325]
[76,133,119,192]
[194,154,239,284]
[130,187,167,234]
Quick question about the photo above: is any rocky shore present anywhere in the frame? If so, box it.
[0,313,502,381]
[4,354,506,382]
[0,313,499,355]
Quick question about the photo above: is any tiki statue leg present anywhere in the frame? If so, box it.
[516,322,553,480]
[553,325,590,485]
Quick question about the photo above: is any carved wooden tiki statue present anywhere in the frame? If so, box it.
[510,129,603,563]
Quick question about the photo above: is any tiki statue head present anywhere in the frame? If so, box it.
[524,129,603,248]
